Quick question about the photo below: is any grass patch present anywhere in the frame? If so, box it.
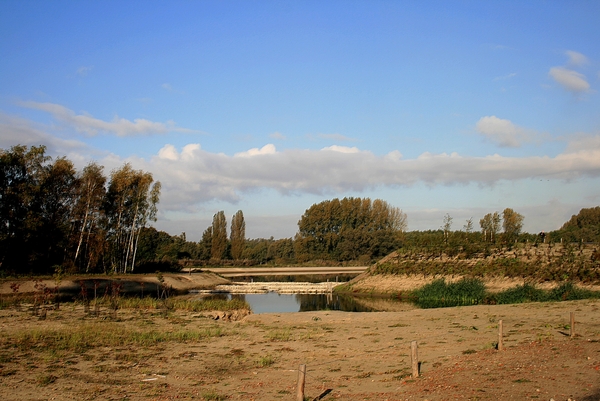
[255,354,275,367]
[1,323,225,353]
[266,328,292,342]
[201,390,227,400]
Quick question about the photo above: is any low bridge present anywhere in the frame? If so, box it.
[201,266,369,277]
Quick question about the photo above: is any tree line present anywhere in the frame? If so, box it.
[2,145,599,275]
[0,145,160,275]
[137,203,600,268]
[144,197,408,266]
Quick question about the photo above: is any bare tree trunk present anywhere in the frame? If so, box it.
[74,200,91,265]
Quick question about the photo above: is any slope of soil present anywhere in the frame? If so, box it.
[0,272,230,297]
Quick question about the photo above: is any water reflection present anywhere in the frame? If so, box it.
[199,292,413,314]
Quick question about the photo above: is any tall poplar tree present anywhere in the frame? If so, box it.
[211,211,227,260]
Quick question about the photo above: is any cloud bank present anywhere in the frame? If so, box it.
[145,136,600,212]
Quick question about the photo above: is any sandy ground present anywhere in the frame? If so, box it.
[1,298,599,401]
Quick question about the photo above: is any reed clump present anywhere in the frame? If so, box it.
[411,278,486,308]
[116,297,249,312]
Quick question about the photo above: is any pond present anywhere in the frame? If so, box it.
[198,292,415,314]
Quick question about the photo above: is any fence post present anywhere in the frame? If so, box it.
[570,312,575,338]
[498,320,504,351]
[296,364,306,401]
[411,341,419,378]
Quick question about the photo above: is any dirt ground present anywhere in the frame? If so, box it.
[1,298,599,401]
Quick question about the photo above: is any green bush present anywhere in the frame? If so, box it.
[412,280,600,309]
[493,284,547,304]
[412,278,486,309]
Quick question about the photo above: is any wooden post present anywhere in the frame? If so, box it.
[296,364,306,401]
[570,312,575,338]
[498,320,504,351]
[411,341,419,378]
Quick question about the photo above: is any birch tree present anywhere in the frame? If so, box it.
[480,212,501,242]
[104,164,160,273]
[71,163,106,271]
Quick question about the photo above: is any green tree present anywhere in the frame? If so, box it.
[230,210,246,260]
[34,157,78,270]
[103,164,160,273]
[502,208,524,242]
[296,197,407,261]
[0,146,80,273]
[268,238,295,263]
[480,212,501,242]
[198,226,213,260]
[556,206,600,243]
[211,211,227,260]
[0,145,50,272]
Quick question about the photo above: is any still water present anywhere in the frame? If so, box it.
[202,292,413,314]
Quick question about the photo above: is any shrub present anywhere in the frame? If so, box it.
[412,278,486,309]
[494,284,547,304]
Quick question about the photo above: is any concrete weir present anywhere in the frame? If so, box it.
[191,281,336,295]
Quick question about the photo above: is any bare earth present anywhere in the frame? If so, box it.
[1,296,599,401]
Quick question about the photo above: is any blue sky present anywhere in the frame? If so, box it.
[1,1,599,240]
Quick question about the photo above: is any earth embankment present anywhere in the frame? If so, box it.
[0,272,230,296]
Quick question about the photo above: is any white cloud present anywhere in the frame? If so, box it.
[19,101,194,136]
[234,144,277,157]
[161,83,173,91]
[321,145,360,153]
[548,67,590,93]
[566,50,588,67]
[126,134,600,214]
[0,112,108,168]
[475,116,539,148]
[4,111,600,238]
[158,144,179,160]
